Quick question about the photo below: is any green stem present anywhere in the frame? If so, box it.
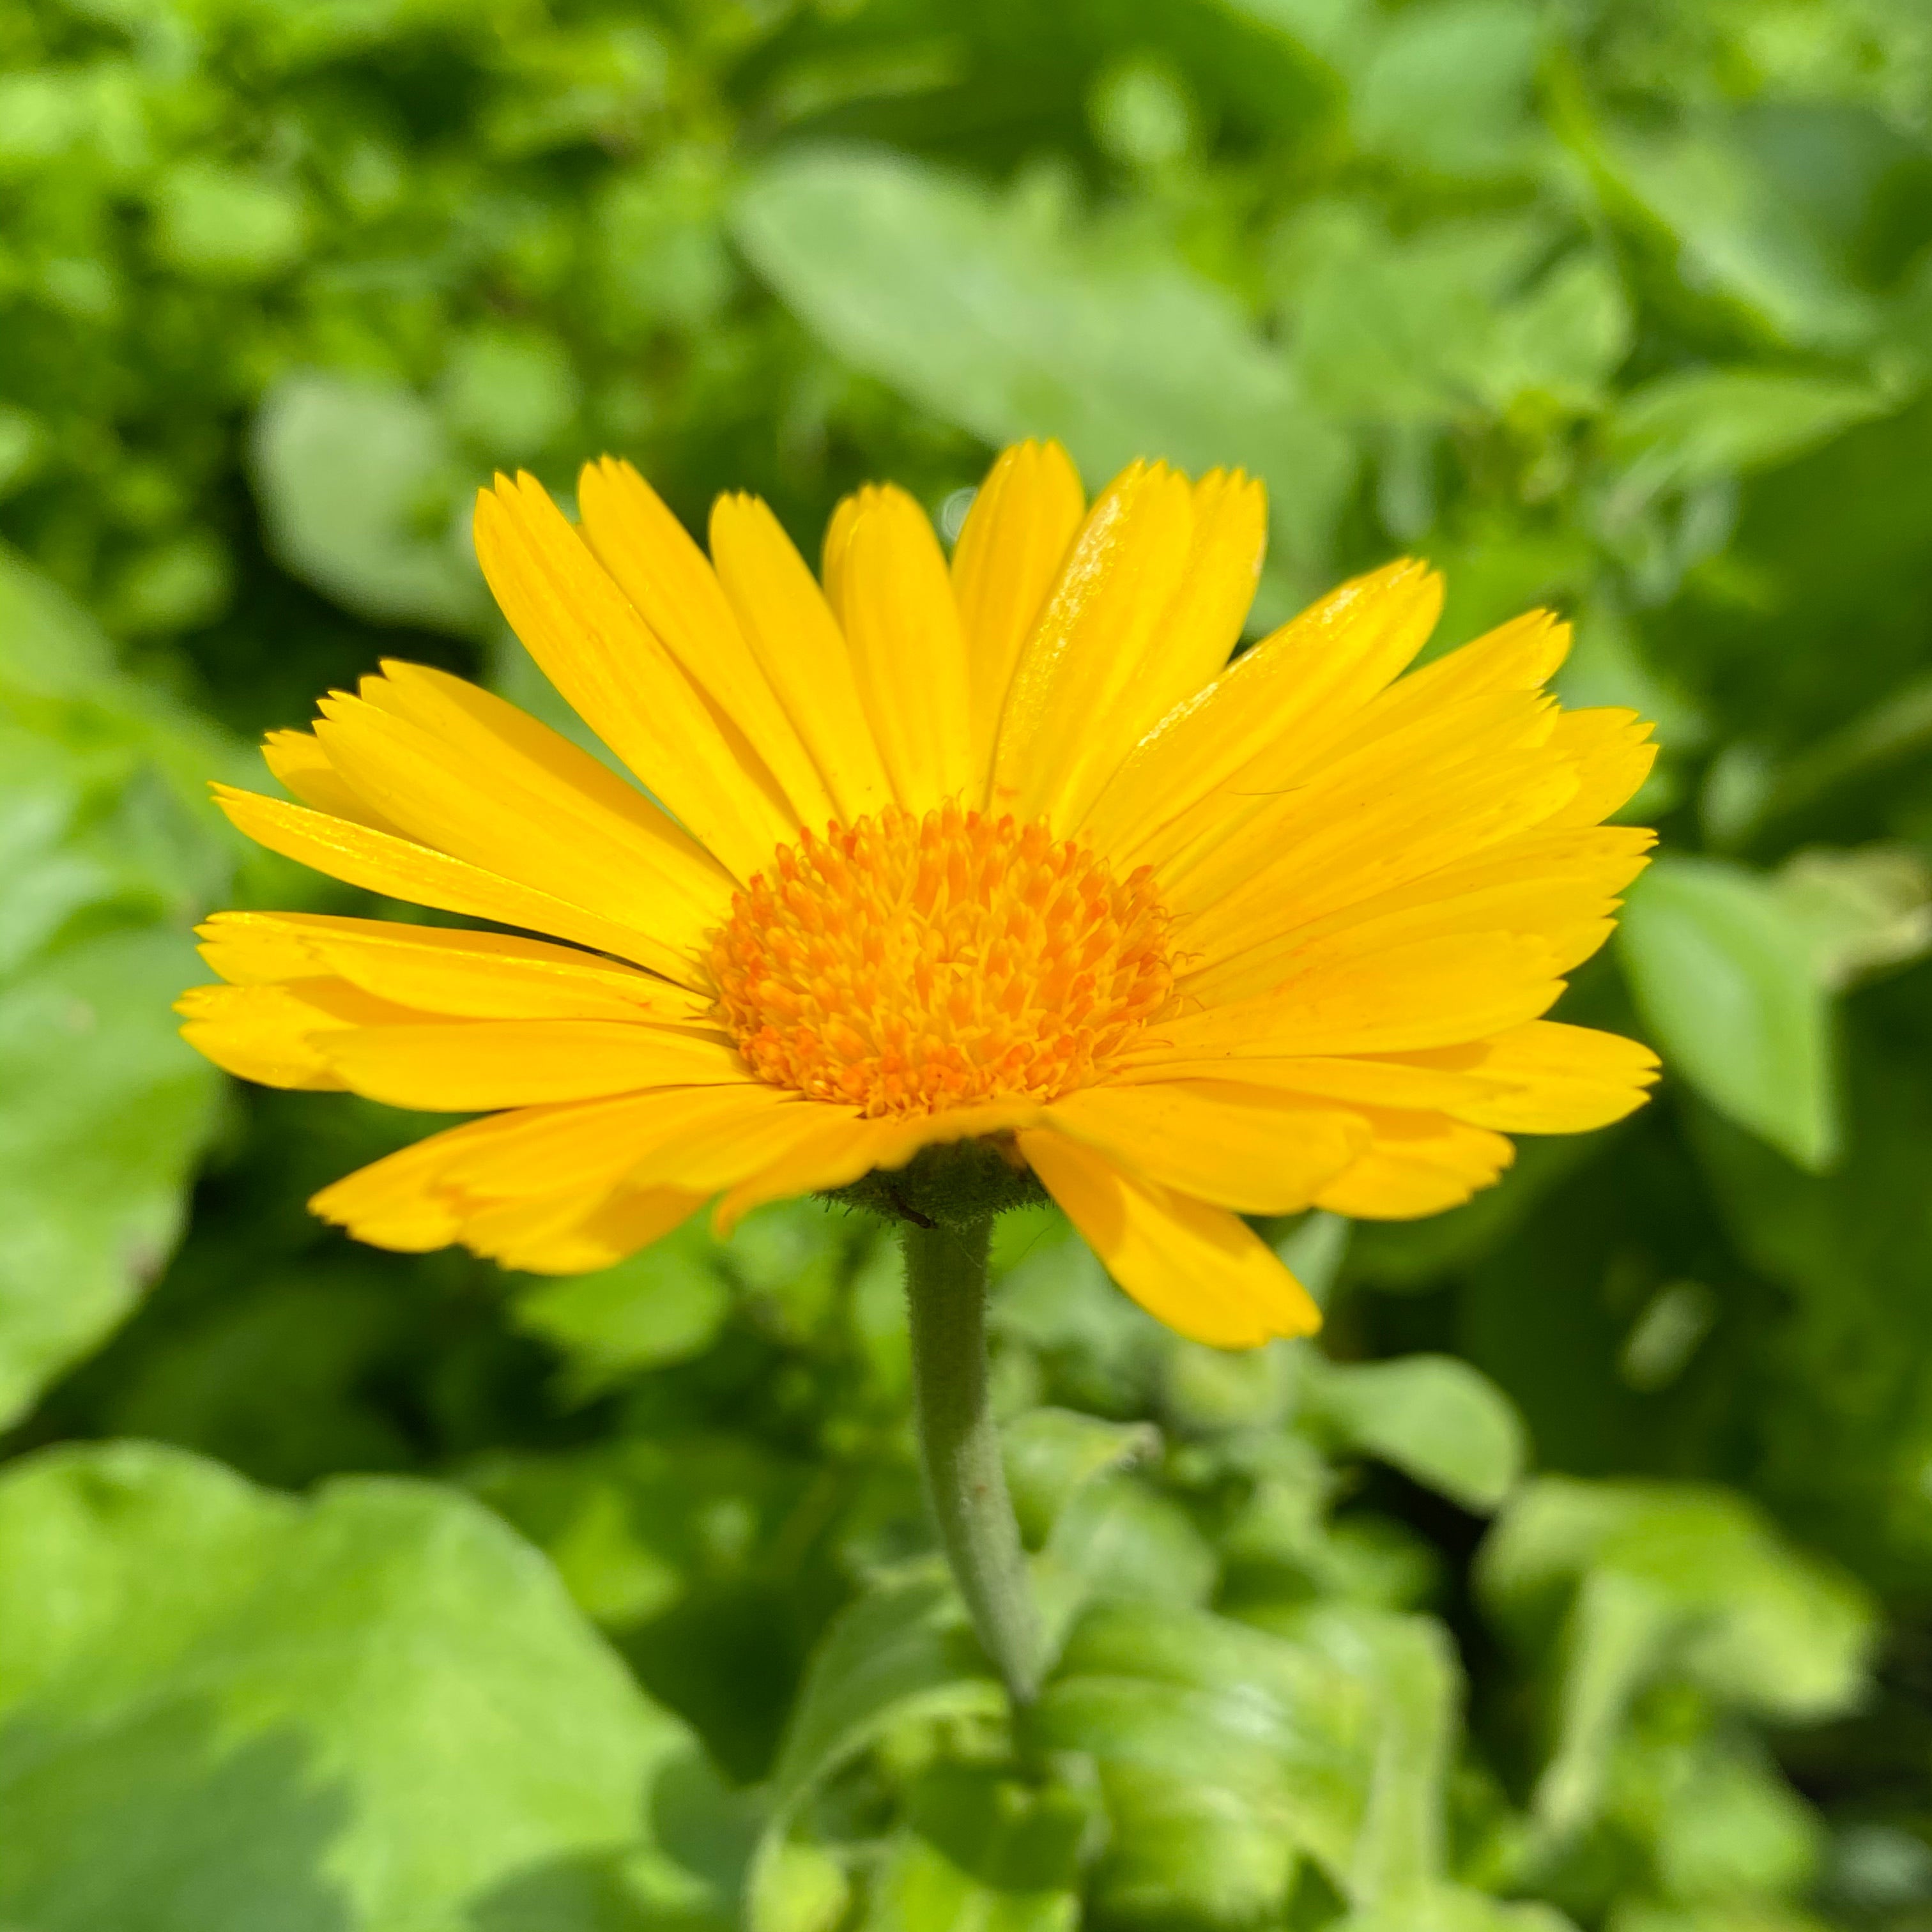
[901,1216,1041,1708]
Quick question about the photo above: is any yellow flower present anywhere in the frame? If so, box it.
[178,442,1658,1347]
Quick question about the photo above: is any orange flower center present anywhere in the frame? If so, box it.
[709,803,1174,1118]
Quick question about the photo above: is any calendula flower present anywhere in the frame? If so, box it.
[179,442,1657,1348]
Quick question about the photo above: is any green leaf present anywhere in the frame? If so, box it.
[1617,855,1838,1171]
[1036,1598,1471,1925]
[1478,1477,1876,1834]
[149,161,311,282]
[1337,1889,1578,1932]
[749,1571,1004,1931]
[1031,1597,1466,1927]
[0,552,240,1424]
[1604,120,1878,349]
[0,931,224,1427]
[0,544,241,808]
[250,371,489,633]
[466,1434,807,1631]
[1684,1031,1932,1586]
[1032,1473,1220,1664]
[1283,204,1549,424]
[1035,1603,1342,1926]
[1306,1354,1529,1513]
[1769,845,1932,992]
[0,1441,725,1931]
[1605,369,1892,499]
[1349,0,1545,181]
[1291,1604,1460,1908]
[439,323,583,462]
[732,150,1354,598]
[1618,1721,1822,1906]
[1001,1408,1159,1550]
[862,1763,1090,1931]
[512,1211,729,1397]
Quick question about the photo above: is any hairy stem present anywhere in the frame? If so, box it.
[901,1216,1041,1708]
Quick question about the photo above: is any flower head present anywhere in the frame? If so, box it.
[180,442,1657,1346]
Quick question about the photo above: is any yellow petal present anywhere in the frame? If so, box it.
[197,911,711,1024]
[430,1083,864,1209]
[822,484,974,808]
[309,1122,489,1250]
[474,473,797,875]
[260,729,406,836]
[1138,467,1268,712]
[455,1186,707,1274]
[986,462,1269,829]
[575,457,838,831]
[1539,708,1657,827]
[1018,1129,1320,1348]
[1107,1050,1509,1112]
[176,979,408,1089]
[951,440,1085,779]
[709,491,894,820]
[429,1083,804,1200]
[1335,610,1569,753]
[1106,1023,1655,1136]
[1056,468,1268,827]
[1164,691,1576,957]
[1079,558,1441,866]
[709,1100,1052,1235]
[1130,931,1566,1064]
[1046,1082,1368,1215]
[312,667,731,969]
[1384,1020,1660,1133]
[1312,1111,1515,1218]
[710,1111,903,1235]
[1186,826,1652,1007]
[314,1018,749,1110]
[213,787,705,985]
[990,460,1199,827]
[305,1104,712,1268]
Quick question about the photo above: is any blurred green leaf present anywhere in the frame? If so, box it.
[1604,369,1895,500]
[1001,1407,1159,1550]
[1351,0,1546,180]
[512,1210,729,1398]
[1768,845,1932,990]
[1338,1887,1578,1931]
[148,162,311,283]
[1034,1601,1356,1926]
[467,1434,806,1632]
[1032,1472,1220,1661]
[250,371,489,633]
[0,1441,724,1930]
[1037,1597,1466,1926]
[0,931,224,1430]
[1687,1017,1932,1588]
[732,149,1354,596]
[1479,1477,1874,1836]
[0,552,238,1425]
[1617,855,1838,1171]
[1603,119,1879,349]
[862,1763,1089,1931]
[439,324,582,463]
[750,1570,1003,1930]
[1307,1354,1529,1512]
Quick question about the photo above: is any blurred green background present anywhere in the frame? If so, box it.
[5,0,1932,1926]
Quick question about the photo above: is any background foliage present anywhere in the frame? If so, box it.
[4,0,1932,1925]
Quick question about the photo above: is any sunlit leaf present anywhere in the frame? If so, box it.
[1307,1354,1529,1513]
[0,1441,724,1930]
[1617,856,1838,1171]
[732,150,1354,597]
[250,371,489,633]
